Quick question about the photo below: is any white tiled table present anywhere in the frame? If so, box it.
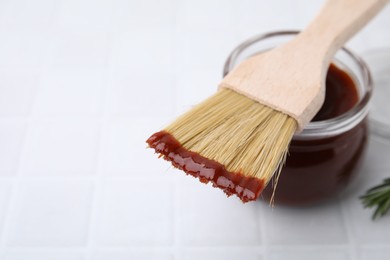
[0,0,390,259]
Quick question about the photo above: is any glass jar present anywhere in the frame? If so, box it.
[362,48,390,142]
[223,31,373,205]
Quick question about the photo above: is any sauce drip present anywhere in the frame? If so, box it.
[147,131,264,202]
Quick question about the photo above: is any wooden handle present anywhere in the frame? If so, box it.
[219,0,388,131]
[298,0,389,63]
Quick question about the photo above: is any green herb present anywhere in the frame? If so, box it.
[360,178,390,220]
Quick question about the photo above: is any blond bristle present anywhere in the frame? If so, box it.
[165,89,297,191]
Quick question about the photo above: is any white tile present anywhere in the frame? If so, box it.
[0,31,49,68]
[109,29,174,70]
[175,29,238,74]
[34,69,107,117]
[269,248,349,260]
[55,0,112,31]
[0,0,56,30]
[175,69,220,113]
[22,120,100,175]
[236,0,297,39]
[6,180,93,247]
[0,72,39,117]
[346,33,370,54]
[180,249,261,260]
[176,0,237,31]
[0,122,26,175]
[94,180,173,246]
[179,181,260,246]
[359,248,390,260]
[362,136,390,173]
[3,251,84,260]
[47,31,109,68]
[91,251,173,260]
[112,0,175,31]
[102,118,174,176]
[107,71,174,117]
[265,201,348,245]
[337,137,390,245]
[293,0,324,28]
[0,182,12,236]
[343,174,390,244]
[361,4,390,50]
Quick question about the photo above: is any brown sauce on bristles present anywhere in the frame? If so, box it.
[146,64,359,204]
[147,131,265,202]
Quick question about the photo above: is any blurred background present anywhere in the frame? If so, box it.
[0,0,389,259]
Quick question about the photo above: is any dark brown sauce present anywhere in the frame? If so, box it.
[262,63,368,205]
[312,64,358,121]
[147,131,264,203]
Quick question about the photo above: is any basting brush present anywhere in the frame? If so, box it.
[147,0,388,203]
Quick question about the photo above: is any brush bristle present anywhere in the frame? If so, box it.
[147,88,297,202]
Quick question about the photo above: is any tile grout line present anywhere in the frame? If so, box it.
[82,3,116,255]
[0,7,66,248]
[259,202,269,259]
[172,178,180,258]
[172,0,181,258]
[84,68,111,260]
[339,197,359,260]
[0,244,365,251]
[0,30,51,248]
[0,83,42,251]
[0,121,30,251]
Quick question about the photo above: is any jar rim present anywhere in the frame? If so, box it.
[223,30,373,139]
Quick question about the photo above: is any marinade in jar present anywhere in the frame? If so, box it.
[262,64,368,205]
